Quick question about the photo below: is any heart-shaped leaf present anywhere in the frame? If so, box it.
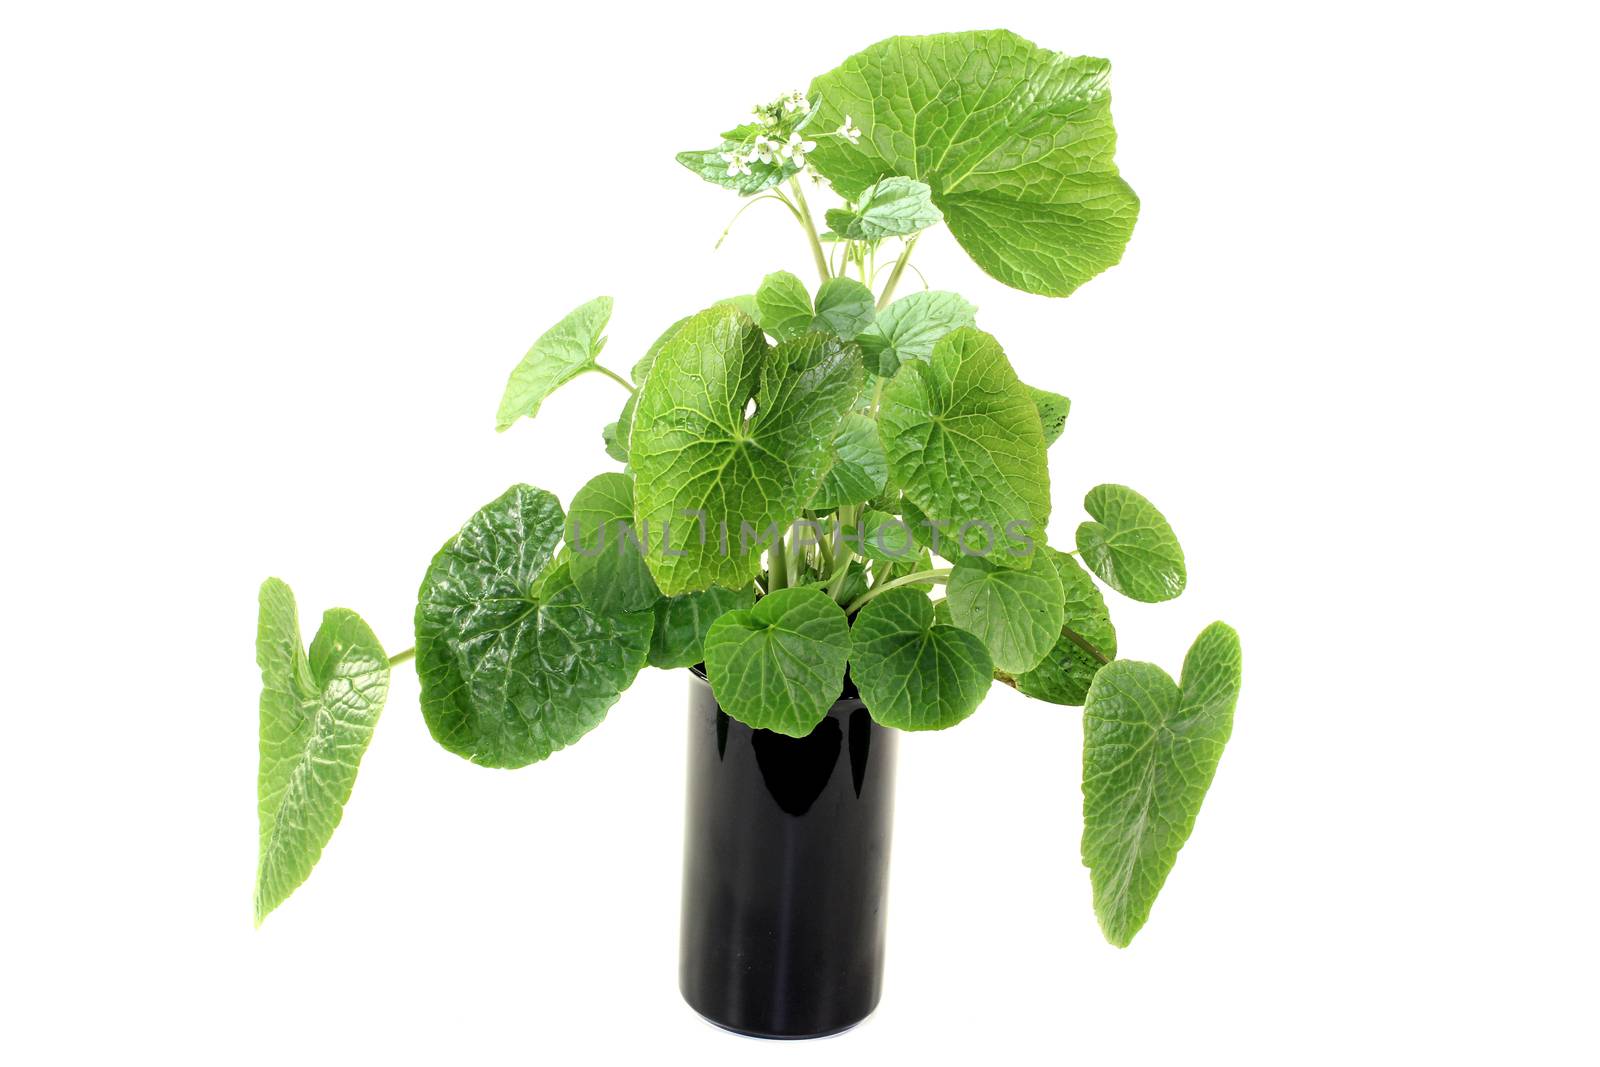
[811,277,876,340]
[631,306,861,594]
[825,176,943,240]
[566,472,662,614]
[858,509,920,563]
[1076,484,1186,602]
[850,587,992,730]
[648,583,754,669]
[808,30,1139,297]
[415,485,652,768]
[255,579,390,925]
[856,291,976,377]
[878,327,1049,564]
[812,412,888,509]
[703,586,852,737]
[1082,622,1241,946]
[755,271,814,341]
[495,296,613,431]
[1014,549,1117,706]
[945,551,1065,673]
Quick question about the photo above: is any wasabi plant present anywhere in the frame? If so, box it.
[254,29,1242,950]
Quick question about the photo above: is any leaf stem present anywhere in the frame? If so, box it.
[593,364,636,395]
[843,567,951,615]
[387,646,415,667]
[789,177,832,284]
[876,235,919,310]
[717,193,804,249]
[768,531,789,591]
[1060,626,1112,666]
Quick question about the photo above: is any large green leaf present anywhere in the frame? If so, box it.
[850,587,992,730]
[1082,622,1242,946]
[703,587,852,736]
[649,584,754,669]
[755,271,814,342]
[1076,484,1187,602]
[878,326,1049,564]
[1014,549,1117,705]
[255,579,389,925]
[632,314,692,386]
[415,485,652,768]
[630,306,861,594]
[495,296,613,431]
[856,291,977,377]
[812,412,888,509]
[945,551,1064,673]
[566,472,662,614]
[808,31,1139,297]
[824,176,942,240]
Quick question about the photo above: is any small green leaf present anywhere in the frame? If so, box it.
[255,579,390,925]
[631,307,861,594]
[850,587,992,730]
[649,584,755,669]
[878,327,1050,564]
[812,412,888,509]
[703,587,852,736]
[676,142,801,196]
[808,31,1139,297]
[945,551,1065,673]
[566,472,662,614]
[824,176,943,240]
[1028,386,1071,447]
[1076,484,1186,602]
[495,296,613,432]
[600,391,638,465]
[755,271,814,341]
[856,291,977,378]
[415,485,652,768]
[859,509,919,563]
[812,277,875,340]
[1082,622,1242,946]
[1014,550,1116,706]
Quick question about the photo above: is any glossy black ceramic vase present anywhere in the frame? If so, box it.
[679,670,898,1039]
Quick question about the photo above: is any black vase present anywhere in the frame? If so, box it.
[679,670,898,1039]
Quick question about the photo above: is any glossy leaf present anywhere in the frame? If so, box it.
[630,306,860,594]
[1082,622,1242,946]
[878,327,1049,564]
[755,271,814,342]
[812,277,876,340]
[1076,484,1186,602]
[850,587,992,730]
[255,579,389,925]
[808,31,1139,297]
[813,412,888,509]
[649,584,755,669]
[1014,550,1117,705]
[855,291,976,377]
[703,586,852,736]
[566,472,662,614]
[495,296,613,431]
[415,485,651,768]
[825,176,943,240]
[945,551,1065,673]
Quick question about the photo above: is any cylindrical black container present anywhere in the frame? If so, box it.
[679,670,898,1039]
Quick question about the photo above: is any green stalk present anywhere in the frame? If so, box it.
[876,235,919,310]
[768,531,789,591]
[387,647,415,667]
[789,177,832,284]
[843,567,951,615]
[593,365,636,395]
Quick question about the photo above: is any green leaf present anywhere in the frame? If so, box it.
[676,141,801,196]
[1082,622,1242,946]
[824,176,943,240]
[495,296,613,432]
[812,277,875,340]
[600,391,638,465]
[945,551,1065,673]
[850,587,992,730]
[856,291,977,377]
[649,584,755,669]
[808,31,1139,297]
[1076,484,1187,602]
[631,307,861,594]
[812,412,888,509]
[1028,386,1071,446]
[566,472,662,614]
[1014,550,1116,706]
[703,586,852,736]
[415,485,652,768]
[633,315,692,386]
[878,327,1049,564]
[255,579,390,925]
[755,271,814,342]
[859,509,920,563]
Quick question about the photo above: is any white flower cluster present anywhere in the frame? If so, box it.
[722,90,820,176]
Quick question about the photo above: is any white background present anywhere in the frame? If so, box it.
[3,1,1596,1063]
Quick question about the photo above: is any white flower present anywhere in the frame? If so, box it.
[779,131,816,161]
[782,89,811,114]
[748,135,779,165]
[837,115,862,144]
[753,105,777,127]
[720,150,751,177]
